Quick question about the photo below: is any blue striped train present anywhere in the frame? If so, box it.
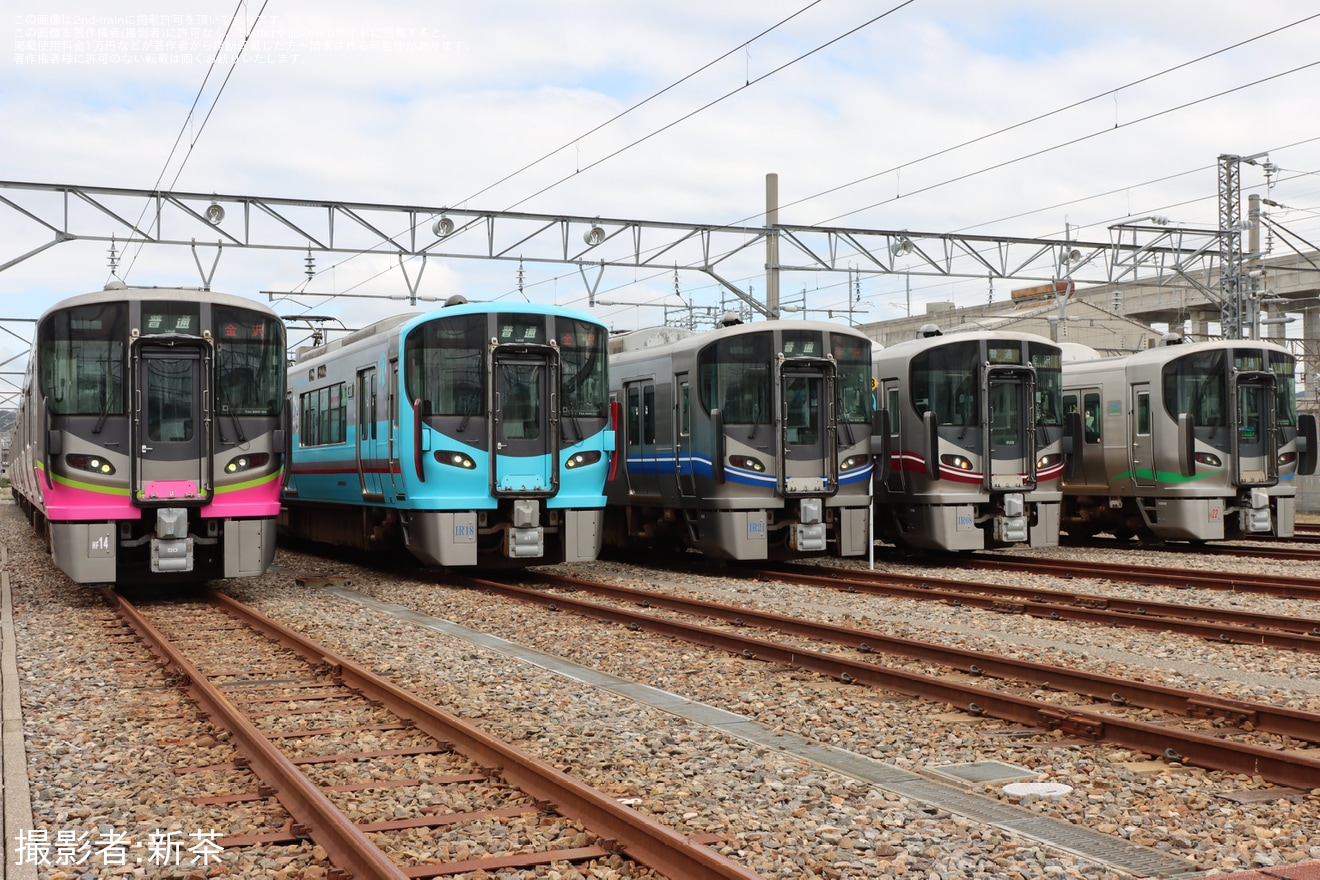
[602,315,876,560]
[280,297,615,566]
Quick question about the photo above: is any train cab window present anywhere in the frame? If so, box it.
[911,340,979,426]
[1269,350,1298,427]
[405,314,485,418]
[784,375,820,445]
[887,389,900,437]
[556,317,608,420]
[698,333,771,423]
[831,332,873,425]
[39,301,128,416]
[1164,349,1227,427]
[1083,393,1101,443]
[215,306,284,417]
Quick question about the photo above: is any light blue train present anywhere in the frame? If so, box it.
[281,297,614,567]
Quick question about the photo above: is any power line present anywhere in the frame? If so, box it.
[455,0,829,208]
[500,1,918,212]
[802,12,1320,227]
[119,0,272,283]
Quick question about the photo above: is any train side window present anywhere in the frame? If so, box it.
[643,386,656,445]
[887,388,899,436]
[1083,393,1101,443]
[1135,391,1151,436]
[627,386,641,448]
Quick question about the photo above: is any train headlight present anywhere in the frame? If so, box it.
[839,454,870,471]
[1193,452,1223,467]
[436,450,477,469]
[565,450,602,468]
[729,454,766,472]
[65,454,115,475]
[224,452,270,474]
[1280,451,1298,466]
[940,454,974,471]
[1036,453,1061,469]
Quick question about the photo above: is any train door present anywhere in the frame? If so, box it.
[675,374,696,498]
[882,381,904,495]
[780,365,835,495]
[1131,383,1156,488]
[386,360,401,498]
[985,370,1034,490]
[356,366,384,501]
[133,343,209,500]
[1233,372,1277,485]
[624,380,660,496]
[492,351,556,494]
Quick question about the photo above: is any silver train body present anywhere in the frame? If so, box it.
[603,319,876,560]
[872,330,1066,551]
[9,284,287,585]
[1062,337,1317,542]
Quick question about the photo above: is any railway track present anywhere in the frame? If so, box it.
[101,586,762,880]
[462,567,1320,790]
[746,560,1320,651]
[962,551,1320,599]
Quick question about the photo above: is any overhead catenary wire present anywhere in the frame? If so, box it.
[118,0,272,284]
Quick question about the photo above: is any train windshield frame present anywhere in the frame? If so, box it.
[214,306,285,417]
[699,332,772,424]
[830,332,872,425]
[38,301,129,417]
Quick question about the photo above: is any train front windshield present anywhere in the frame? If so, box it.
[912,339,980,426]
[1162,348,1296,429]
[831,333,873,425]
[214,306,285,416]
[39,302,128,416]
[700,333,772,424]
[405,312,609,425]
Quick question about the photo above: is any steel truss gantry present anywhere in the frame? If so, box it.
[0,179,1233,319]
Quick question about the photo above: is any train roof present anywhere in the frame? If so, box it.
[294,297,606,364]
[1063,336,1294,370]
[874,327,1059,361]
[609,318,870,359]
[36,282,279,324]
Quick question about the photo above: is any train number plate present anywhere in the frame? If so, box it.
[990,474,1024,489]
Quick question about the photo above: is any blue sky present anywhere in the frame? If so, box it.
[3,0,1320,353]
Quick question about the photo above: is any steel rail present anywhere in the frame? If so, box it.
[204,590,765,880]
[462,573,1320,788]
[510,570,1320,742]
[748,561,1320,650]
[101,588,409,880]
[963,553,1320,599]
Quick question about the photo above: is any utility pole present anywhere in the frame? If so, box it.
[766,172,780,318]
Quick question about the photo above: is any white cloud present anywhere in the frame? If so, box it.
[2,0,1319,332]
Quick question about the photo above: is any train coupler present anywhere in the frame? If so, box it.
[993,493,1029,543]
[150,507,195,573]
[507,499,545,558]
